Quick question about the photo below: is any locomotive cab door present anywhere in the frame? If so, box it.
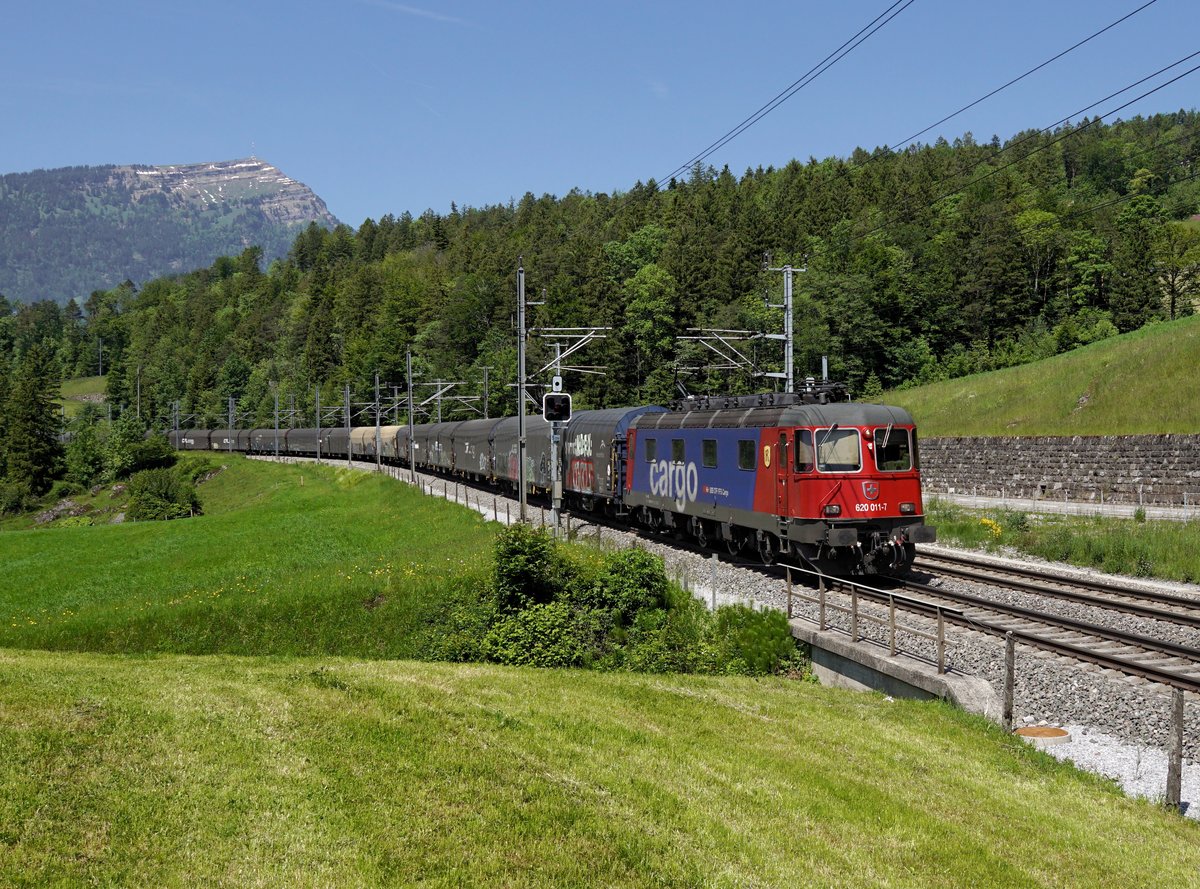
[774,431,790,517]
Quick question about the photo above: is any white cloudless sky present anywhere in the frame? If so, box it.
[2,0,1196,225]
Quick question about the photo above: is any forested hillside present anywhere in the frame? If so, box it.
[0,159,338,305]
[2,112,1199,464]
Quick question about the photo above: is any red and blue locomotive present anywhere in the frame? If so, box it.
[622,392,935,573]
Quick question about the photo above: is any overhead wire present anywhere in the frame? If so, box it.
[661,0,1162,189]
[844,52,1200,248]
[658,0,916,185]
[886,0,1161,151]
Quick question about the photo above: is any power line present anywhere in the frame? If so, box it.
[659,0,915,185]
[846,53,1200,247]
[887,0,1161,151]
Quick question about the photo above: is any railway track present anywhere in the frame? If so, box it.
[916,550,1200,628]
[860,554,1200,694]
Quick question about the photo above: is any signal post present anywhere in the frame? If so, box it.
[543,383,572,533]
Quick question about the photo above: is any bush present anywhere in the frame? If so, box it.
[575,547,670,625]
[126,468,200,521]
[128,434,177,474]
[56,515,94,528]
[709,606,799,676]
[482,600,604,668]
[0,480,34,516]
[619,598,710,674]
[179,458,219,484]
[480,527,805,678]
[491,524,563,612]
[49,480,84,499]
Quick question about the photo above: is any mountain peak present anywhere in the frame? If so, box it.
[0,158,341,304]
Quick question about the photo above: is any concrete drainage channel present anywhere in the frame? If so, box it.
[253,455,1200,817]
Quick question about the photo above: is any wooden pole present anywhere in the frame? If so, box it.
[851,588,859,642]
[710,554,718,612]
[937,611,946,674]
[1166,687,1184,812]
[888,598,896,656]
[786,568,793,619]
[1004,632,1015,731]
[818,577,826,631]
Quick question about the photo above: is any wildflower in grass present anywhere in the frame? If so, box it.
[980,517,1003,540]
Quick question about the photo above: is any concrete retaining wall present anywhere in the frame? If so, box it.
[789,620,1001,721]
[921,435,1200,506]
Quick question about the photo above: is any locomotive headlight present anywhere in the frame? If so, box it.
[823,504,841,517]
[900,502,916,514]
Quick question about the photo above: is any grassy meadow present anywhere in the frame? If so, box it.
[2,651,1197,888]
[887,314,1200,436]
[0,455,496,657]
[56,373,106,417]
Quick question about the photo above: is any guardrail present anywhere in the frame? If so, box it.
[779,563,965,675]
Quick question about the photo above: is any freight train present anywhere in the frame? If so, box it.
[171,385,935,575]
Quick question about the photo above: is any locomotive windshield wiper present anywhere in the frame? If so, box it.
[817,423,839,470]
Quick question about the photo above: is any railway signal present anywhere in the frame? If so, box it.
[542,393,572,422]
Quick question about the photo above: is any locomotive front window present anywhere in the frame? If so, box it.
[874,427,913,471]
[702,439,717,468]
[672,439,685,464]
[816,428,861,472]
[737,439,756,470]
[794,430,814,472]
[645,438,657,462]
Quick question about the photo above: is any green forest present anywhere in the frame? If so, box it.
[1,111,1199,507]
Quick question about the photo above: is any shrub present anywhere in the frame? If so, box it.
[619,598,710,674]
[179,458,219,484]
[482,600,603,668]
[576,547,670,625]
[49,480,84,499]
[56,515,94,528]
[126,468,200,521]
[128,434,177,474]
[0,481,34,516]
[491,523,562,612]
[709,606,799,676]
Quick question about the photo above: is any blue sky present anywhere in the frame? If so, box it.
[3,0,1197,226]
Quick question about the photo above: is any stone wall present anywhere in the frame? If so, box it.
[920,435,1200,505]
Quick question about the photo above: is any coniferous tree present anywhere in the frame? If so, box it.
[0,353,10,478]
[4,342,63,494]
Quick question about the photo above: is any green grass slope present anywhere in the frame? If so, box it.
[56,373,106,417]
[1,652,1196,888]
[0,455,496,657]
[887,315,1200,437]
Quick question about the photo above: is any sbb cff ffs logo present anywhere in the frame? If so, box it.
[542,393,572,422]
